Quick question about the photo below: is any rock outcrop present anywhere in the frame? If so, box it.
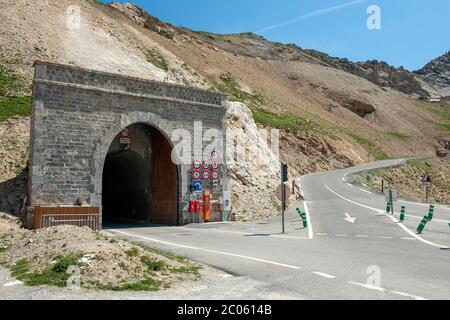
[415,51,450,97]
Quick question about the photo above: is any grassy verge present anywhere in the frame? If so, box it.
[412,99,450,132]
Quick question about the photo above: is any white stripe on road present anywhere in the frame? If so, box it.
[303,200,314,240]
[335,234,348,237]
[111,229,302,270]
[401,237,417,241]
[347,281,385,292]
[378,236,393,239]
[324,185,449,249]
[312,271,336,279]
[390,290,427,300]
[358,188,372,194]
[316,233,328,236]
[356,235,369,238]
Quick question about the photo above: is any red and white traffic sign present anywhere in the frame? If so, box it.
[211,150,218,159]
[211,170,220,180]
[192,160,201,170]
[192,170,201,180]
[202,171,210,180]
[120,128,131,138]
[202,160,210,170]
[211,160,220,170]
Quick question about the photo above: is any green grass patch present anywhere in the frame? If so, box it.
[140,255,165,272]
[251,107,331,137]
[438,123,450,132]
[170,265,201,275]
[10,253,84,287]
[0,63,28,96]
[124,246,140,257]
[0,244,8,253]
[144,48,169,72]
[345,130,390,160]
[386,131,409,140]
[213,73,265,106]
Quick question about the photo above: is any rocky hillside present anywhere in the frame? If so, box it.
[415,51,450,97]
[0,0,449,221]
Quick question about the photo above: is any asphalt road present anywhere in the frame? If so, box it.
[107,159,450,300]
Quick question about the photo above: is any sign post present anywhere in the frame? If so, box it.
[281,163,288,234]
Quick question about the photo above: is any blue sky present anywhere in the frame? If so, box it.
[106,0,450,70]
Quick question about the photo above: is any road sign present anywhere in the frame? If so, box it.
[211,170,220,181]
[276,182,291,201]
[192,160,201,170]
[223,191,231,211]
[202,160,210,170]
[119,137,131,144]
[192,180,203,192]
[202,171,210,180]
[192,170,201,180]
[120,128,131,138]
[211,150,218,159]
[211,160,220,170]
[422,174,432,188]
[282,163,288,182]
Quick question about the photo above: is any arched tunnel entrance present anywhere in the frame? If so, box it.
[102,123,178,226]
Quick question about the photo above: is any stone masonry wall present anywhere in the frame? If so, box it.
[29,62,228,225]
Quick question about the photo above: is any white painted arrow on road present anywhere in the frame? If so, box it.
[344,213,356,224]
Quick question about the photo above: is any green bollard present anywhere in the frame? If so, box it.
[416,216,429,234]
[301,213,308,228]
[386,202,391,213]
[428,205,435,221]
[400,206,406,222]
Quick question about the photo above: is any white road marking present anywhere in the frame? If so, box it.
[378,236,393,239]
[303,200,314,240]
[324,185,449,249]
[335,234,348,237]
[356,235,369,238]
[111,229,302,270]
[208,228,309,240]
[401,237,417,241]
[358,188,372,194]
[390,290,427,300]
[312,271,336,279]
[347,281,385,292]
[3,280,23,287]
[316,233,328,236]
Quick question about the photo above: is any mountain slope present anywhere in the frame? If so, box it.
[415,51,450,97]
[0,0,449,220]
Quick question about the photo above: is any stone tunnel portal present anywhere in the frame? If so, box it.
[102,123,178,225]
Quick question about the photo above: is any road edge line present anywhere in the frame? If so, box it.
[111,229,302,270]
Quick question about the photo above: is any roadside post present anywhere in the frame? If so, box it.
[385,190,396,215]
[416,216,429,234]
[427,204,435,221]
[281,163,289,234]
[422,174,432,203]
[389,190,394,215]
[400,206,406,222]
[296,208,308,228]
